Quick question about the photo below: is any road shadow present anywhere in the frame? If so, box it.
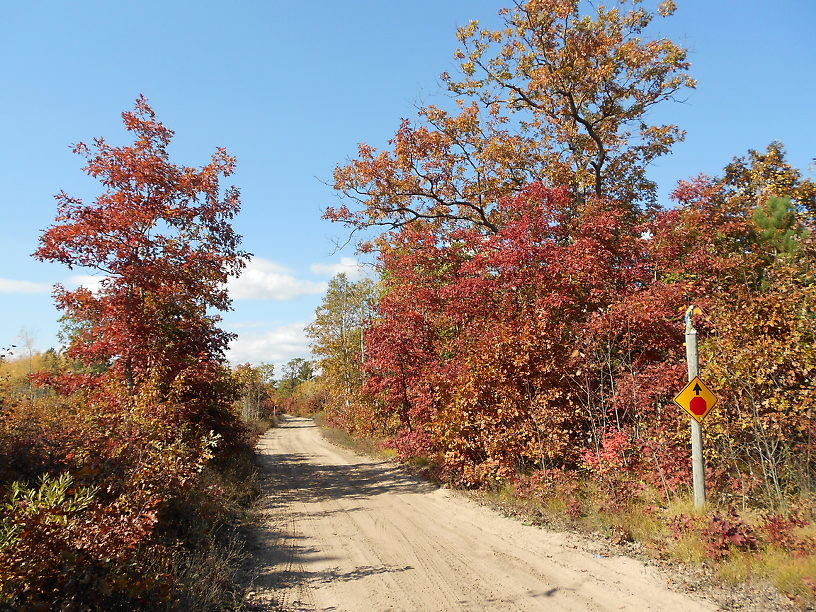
[255,417,437,513]
[241,416,437,606]
[241,518,415,606]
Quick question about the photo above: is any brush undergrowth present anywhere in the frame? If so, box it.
[0,408,271,611]
[482,472,816,608]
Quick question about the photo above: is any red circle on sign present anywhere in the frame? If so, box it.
[690,396,707,416]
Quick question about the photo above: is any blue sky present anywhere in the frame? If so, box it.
[1,1,814,371]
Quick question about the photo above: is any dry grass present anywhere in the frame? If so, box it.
[159,416,270,610]
[477,476,815,608]
[312,412,394,460]
[143,528,248,611]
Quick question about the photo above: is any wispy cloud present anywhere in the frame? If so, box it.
[228,257,326,300]
[310,257,366,280]
[69,275,106,293]
[226,321,311,366]
[222,320,282,331]
[0,278,51,294]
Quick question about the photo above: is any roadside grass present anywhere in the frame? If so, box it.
[311,412,396,461]
[161,421,267,610]
[243,414,278,442]
[478,476,815,608]
[144,525,248,611]
[759,549,816,604]
[712,546,816,606]
[165,413,272,611]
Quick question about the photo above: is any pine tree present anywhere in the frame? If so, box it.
[753,196,808,258]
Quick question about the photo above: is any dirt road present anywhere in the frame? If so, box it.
[245,416,715,611]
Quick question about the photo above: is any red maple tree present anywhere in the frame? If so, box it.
[34,96,249,417]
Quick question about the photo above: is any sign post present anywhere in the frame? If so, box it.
[683,306,705,509]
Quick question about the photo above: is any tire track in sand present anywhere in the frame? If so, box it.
[245,416,716,612]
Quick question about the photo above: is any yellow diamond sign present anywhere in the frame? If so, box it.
[673,376,718,423]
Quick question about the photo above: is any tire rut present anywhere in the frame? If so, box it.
[244,417,716,612]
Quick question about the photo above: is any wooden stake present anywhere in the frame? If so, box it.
[685,306,706,509]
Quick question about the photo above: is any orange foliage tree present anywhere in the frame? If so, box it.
[1,97,251,608]
[327,0,693,241]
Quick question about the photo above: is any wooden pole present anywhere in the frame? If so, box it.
[685,306,706,509]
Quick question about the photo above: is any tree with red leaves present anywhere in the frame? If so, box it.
[34,96,249,415]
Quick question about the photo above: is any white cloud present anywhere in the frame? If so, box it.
[69,275,106,293]
[0,278,51,294]
[226,321,311,367]
[229,257,326,300]
[222,320,281,330]
[310,257,365,280]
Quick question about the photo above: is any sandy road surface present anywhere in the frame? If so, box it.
[245,416,715,611]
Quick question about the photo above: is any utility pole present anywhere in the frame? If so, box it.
[685,306,706,509]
